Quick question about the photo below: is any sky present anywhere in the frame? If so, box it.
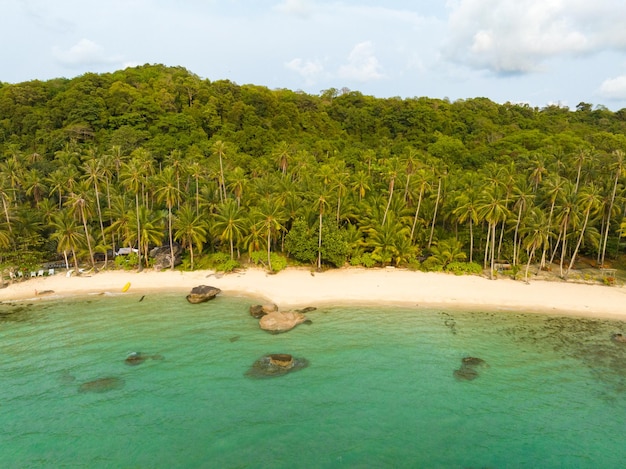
[3,0,626,110]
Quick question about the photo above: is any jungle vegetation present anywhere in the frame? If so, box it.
[1,64,626,279]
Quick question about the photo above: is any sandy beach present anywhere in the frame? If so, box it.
[1,266,626,320]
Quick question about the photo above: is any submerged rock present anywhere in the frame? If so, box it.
[454,356,488,381]
[124,352,164,365]
[611,333,626,344]
[186,285,221,304]
[245,353,309,379]
[78,377,125,393]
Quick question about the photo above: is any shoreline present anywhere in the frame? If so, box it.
[1,266,626,321]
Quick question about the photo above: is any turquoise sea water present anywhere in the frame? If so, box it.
[1,292,625,468]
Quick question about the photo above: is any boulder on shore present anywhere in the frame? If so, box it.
[249,303,278,318]
[186,285,221,304]
[150,243,182,270]
[259,311,307,333]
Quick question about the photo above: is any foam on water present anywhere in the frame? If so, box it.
[1,293,625,468]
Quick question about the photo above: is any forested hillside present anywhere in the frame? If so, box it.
[1,64,626,278]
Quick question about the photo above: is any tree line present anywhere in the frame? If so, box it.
[1,63,626,279]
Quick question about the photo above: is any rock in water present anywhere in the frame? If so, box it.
[259,311,307,333]
[186,285,221,304]
[245,354,309,379]
[78,377,125,393]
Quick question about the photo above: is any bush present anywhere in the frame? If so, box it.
[114,253,138,270]
[419,256,444,272]
[444,261,483,275]
[250,251,287,272]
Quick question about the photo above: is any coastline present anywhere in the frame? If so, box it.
[2,266,626,321]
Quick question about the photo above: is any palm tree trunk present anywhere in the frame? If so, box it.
[565,207,592,278]
[168,205,174,270]
[410,184,424,241]
[135,193,142,272]
[428,178,442,248]
[318,211,323,270]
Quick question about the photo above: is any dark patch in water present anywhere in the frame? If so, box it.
[229,335,240,342]
[78,377,125,393]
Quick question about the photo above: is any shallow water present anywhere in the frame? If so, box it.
[1,293,625,468]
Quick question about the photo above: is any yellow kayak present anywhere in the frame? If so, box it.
[122,282,131,292]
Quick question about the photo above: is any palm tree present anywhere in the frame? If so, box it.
[214,199,247,260]
[273,141,291,175]
[66,182,96,268]
[453,185,480,263]
[520,208,550,283]
[129,206,165,266]
[173,203,207,270]
[351,170,371,202]
[312,189,331,270]
[598,149,624,267]
[478,187,509,279]
[82,156,107,245]
[49,209,84,272]
[511,178,535,266]
[120,158,145,271]
[212,140,228,202]
[253,198,285,272]
[154,167,182,270]
[564,183,601,278]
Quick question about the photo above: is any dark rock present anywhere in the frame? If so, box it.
[124,352,164,365]
[150,243,183,270]
[462,356,486,367]
[249,303,278,318]
[296,307,317,314]
[78,377,125,393]
[245,353,309,379]
[186,285,221,304]
[454,356,488,381]
[125,352,146,366]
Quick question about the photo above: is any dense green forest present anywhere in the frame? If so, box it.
[1,64,626,280]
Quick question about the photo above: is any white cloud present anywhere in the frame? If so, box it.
[53,38,122,67]
[285,58,325,84]
[597,75,626,100]
[443,0,626,74]
[338,41,385,82]
[274,0,315,18]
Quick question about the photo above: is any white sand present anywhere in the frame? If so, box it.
[2,266,626,320]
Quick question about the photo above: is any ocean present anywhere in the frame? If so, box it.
[1,292,625,468]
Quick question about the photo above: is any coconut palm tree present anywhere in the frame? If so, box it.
[478,186,509,279]
[564,183,601,278]
[120,158,145,271]
[49,209,84,272]
[598,149,624,267]
[66,182,96,268]
[214,199,247,260]
[212,140,228,202]
[154,166,182,270]
[520,208,550,283]
[253,198,286,272]
[173,203,207,270]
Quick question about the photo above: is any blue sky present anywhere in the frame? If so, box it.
[3,0,626,110]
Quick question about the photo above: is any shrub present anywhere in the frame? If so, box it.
[420,256,444,272]
[250,251,287,272]
[445,261,483,275]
